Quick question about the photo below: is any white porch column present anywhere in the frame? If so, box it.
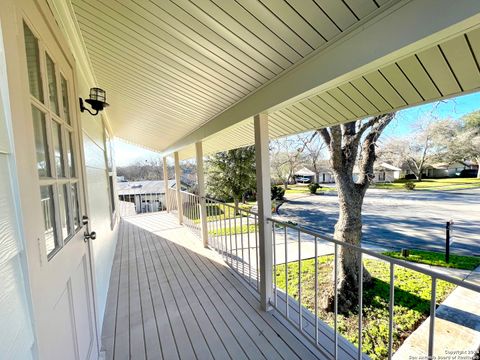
[162,156,169,212]
[174,151,183,224]
[195,142,209,248]
[254,113,273,311]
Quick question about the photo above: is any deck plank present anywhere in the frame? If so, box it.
[134,224,163,359]
[101,214,326,360]
[158,232,263,360]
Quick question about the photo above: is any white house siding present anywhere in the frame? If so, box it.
[79,77,119,334]
[0,22,35,359]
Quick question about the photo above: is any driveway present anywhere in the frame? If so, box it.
[277,188,480,256]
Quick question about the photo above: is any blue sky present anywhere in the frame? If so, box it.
[115,92,480,166]
[383,91,480,138]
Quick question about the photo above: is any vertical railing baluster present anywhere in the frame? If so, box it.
[273,223,277,307]
[223,202,227,259]
[358,252,363,359]
[428,277,437,358]
[235,209,238,272]
[255,215,259,291]
[298,229,302,331]
[217,202,222,252]
[229,209,233,267]
[240,210,245,277]
[314,235,318,346]
[247,214,252,287]
[285,226,289,319]
[334,243,338,360]
[388,263,395,360]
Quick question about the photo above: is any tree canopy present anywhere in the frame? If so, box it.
[206,146,257,206]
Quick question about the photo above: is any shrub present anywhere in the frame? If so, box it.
[403,181,416,190]
[308,182,321,194]
[271,185,285,200]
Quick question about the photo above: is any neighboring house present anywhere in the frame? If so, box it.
[375,163,403,182]
[423,161,478,178]
[404,161,479,178]
[117,180,176,214]
[353,162,402,183]
[294,167,315,183]
[317,160,335,183]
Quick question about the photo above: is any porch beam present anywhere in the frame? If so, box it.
[162,156,169,212]
[174,151,183,224]
[254,113,273,311]
[162,0,480,155]
[195,142,209,248]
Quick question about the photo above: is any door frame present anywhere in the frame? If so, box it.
[3,0,101,356]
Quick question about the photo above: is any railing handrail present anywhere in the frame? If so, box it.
[204,195,259,216]
[267,216,480,293]
[165,189,480,293]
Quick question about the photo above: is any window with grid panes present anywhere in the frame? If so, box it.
[104,126,116,226]
[23,22,81,259]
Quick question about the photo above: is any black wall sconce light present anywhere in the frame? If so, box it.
[79,87,109,116]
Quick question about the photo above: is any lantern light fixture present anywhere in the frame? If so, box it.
[79,87,109,116]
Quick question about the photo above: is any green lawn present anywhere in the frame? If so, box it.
[275,256,456,359]
[208,223,256,236]
[373,178,480,191]
[282,184,336,195]
[383,250,480,270]
[190,202,255,223]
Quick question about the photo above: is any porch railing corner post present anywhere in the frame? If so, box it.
[162,156,170,212]
[174,151,183,224]
[254,113,273,311]
[195,142,209,248]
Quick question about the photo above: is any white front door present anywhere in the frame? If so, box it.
[12,3,98,359]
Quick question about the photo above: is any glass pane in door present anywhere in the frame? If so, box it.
[46,54,59,115]
[40,185,58,256]
[58,184,72,240]
[23,23,44,102]
[66,131,75,178]
[61,76,71,125]
[31,106,51,177]
[52,122,65,177]
[71,183,81,230]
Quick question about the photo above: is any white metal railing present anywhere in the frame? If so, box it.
[267,217,480,360]
[204,197,261,293]
[172,190,261,292]
[166,187,178,213]
[118,187,169,217]
[157,189,480,359]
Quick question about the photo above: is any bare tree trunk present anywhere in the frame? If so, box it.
[319,113,394,313]
[321,179,371,313]
[233,197,240,215]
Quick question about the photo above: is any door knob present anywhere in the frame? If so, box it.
[84,231,96,242]
[82,215,95,242]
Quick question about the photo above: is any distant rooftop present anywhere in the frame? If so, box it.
[117,180,176,195]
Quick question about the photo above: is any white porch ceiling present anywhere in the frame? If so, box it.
[178,25,480,159]
[64,0,480,159]
[69,0,392,150]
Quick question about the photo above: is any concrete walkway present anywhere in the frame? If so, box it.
[393,266,480,359]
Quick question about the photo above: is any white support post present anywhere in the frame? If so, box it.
[162,156,169,212]
[174,152,183,224]
[195,142,209,248]
[254,113,273,311]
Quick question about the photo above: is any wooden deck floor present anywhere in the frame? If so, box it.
[101,212,326,360]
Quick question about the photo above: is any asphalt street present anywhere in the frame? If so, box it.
[278,188,480,256]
